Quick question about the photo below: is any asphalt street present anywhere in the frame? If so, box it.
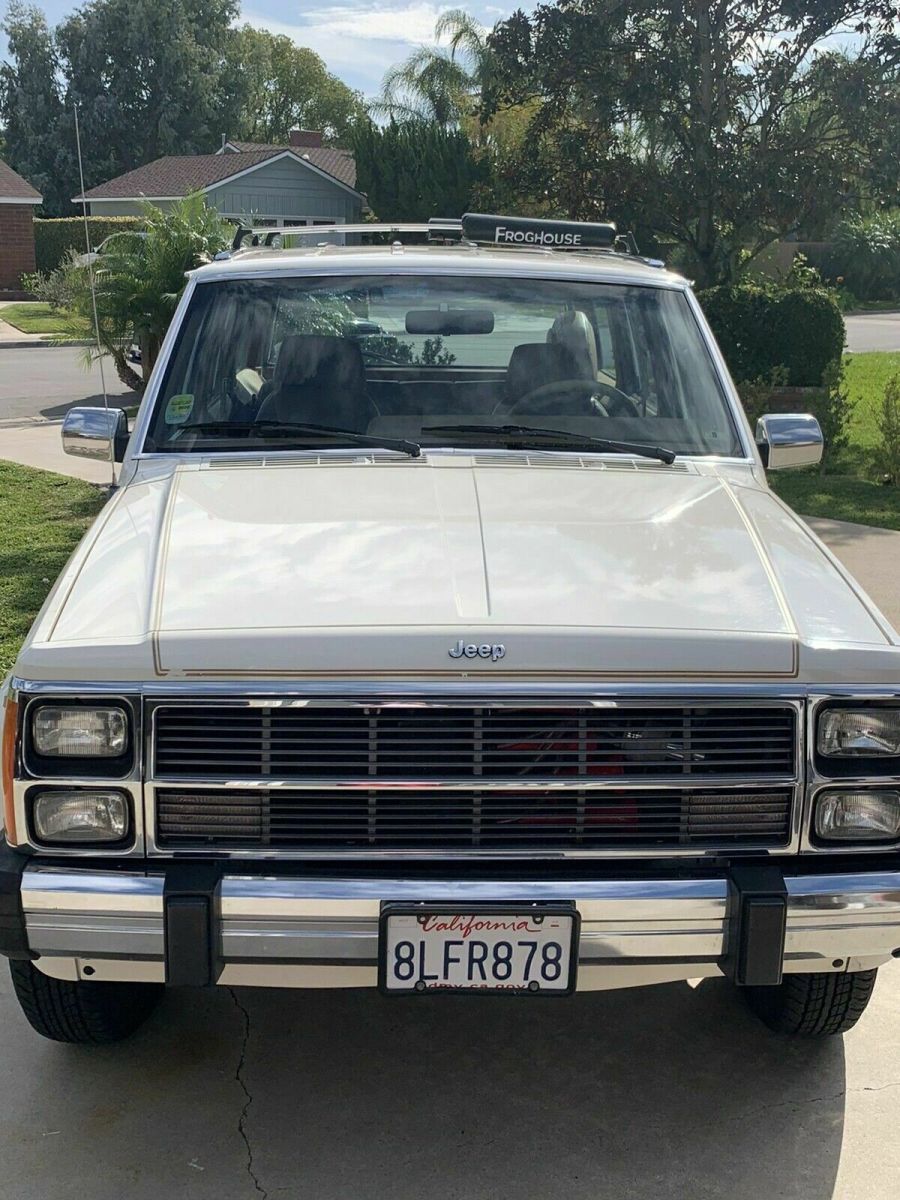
[844,312,900,354]
[0,347,132,424]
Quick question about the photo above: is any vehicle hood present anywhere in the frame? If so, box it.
[19,456,898,682]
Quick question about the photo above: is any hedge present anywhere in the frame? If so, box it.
[34,216,146,274]
[697,283,845,387]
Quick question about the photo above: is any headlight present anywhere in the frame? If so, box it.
[817,708,900,757]
[814,790,900,843]
[31,789,129,844]
[32,706,128,758]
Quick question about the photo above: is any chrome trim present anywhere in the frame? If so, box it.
[16,677,899,699]
[143,695,802,859]
[756,413,824,471]
[147,774,799,792]
[61,406,128,463]
[20,867,900,985]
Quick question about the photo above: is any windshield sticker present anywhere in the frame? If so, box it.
[165,394,194,425]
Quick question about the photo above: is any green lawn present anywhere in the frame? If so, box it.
[0,302,90,336]
[0,463,106,675]
[769,351,900,530]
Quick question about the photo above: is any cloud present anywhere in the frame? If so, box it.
[301,2,456,43]
[242,3,493,95]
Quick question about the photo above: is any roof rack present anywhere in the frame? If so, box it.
[230,221,460,252]
[228,213,662,264]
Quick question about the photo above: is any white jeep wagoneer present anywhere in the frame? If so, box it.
[2,214,899,1044]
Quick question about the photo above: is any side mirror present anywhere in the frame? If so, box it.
[755,413,823,470]
[62,407,129,463]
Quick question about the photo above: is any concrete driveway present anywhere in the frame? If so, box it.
[4,971,900,1200]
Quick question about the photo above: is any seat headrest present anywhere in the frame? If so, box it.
[275,334,365,393]
[505,342,573,402]
[547,310,598,379]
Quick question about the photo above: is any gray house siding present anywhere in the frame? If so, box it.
[210,158,361,222]
[87,158,361,222]
[87,200,174,216]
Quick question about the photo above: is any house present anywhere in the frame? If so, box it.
[72,130,365,229]
[0,158,42,291]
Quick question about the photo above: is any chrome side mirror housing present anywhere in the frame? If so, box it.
[756,413,824,470]
[62,407,129,463]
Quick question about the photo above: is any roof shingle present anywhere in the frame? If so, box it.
[225,141,357,188]
[78,144,358,201]
[0,158,42,202]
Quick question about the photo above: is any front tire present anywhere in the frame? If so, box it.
[9,960,163,1044]
[744,968,878,1036]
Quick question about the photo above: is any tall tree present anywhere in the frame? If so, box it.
[227,26,368,144]
[55,0,240,192]
[484,0,900,286]
[0,2,71,214]
[374,9,490,127]
[351,120,484,221]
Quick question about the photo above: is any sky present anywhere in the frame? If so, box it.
[1,1,516,98]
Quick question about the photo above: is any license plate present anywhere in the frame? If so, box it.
[379,905,578,995]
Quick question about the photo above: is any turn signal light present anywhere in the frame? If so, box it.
[2,696,18,844]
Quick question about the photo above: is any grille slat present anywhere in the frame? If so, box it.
[153,702,797,853]
[154,704,796,780]
[156,786,793,849]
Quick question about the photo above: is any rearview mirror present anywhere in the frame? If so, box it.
[405,308,494,335]
[756,413,823,470]
[62,406,129,463]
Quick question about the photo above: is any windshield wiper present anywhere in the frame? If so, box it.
[422,423,676,464]
[174,420,421,458]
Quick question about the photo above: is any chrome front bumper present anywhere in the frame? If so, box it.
[20,866,900,991]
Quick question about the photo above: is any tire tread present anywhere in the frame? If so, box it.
[746,968,878,1037]
[9,960,162,1044]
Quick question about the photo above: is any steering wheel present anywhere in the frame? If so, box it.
[502,378,642,419]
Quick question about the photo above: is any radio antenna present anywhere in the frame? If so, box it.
[74,102,115,487]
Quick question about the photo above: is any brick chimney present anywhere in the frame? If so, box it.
[289,129,323,149]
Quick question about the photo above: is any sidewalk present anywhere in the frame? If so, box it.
[0,419,114,484]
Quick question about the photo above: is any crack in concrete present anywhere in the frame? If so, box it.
[730,1080,900,1123]
[229,988,269,1200]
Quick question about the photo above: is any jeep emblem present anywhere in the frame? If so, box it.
[449,639,506,662]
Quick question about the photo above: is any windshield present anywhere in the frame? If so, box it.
[145,273,742,457]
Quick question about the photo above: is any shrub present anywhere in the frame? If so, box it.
[735,367,788,427]
[33,216,146,274]
[828,212,900,302]
[20,249,84,310]
[698,282,844,387]
[876,374,900,486]
[813,361,852,471]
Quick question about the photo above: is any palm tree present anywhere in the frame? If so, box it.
[373,9,490,128]
[67,193,230,390]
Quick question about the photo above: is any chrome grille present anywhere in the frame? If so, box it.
[150,701,798,855]
[153,704,797,779]
[156,786,793,850]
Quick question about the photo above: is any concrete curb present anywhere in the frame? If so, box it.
[0,338,92,349]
